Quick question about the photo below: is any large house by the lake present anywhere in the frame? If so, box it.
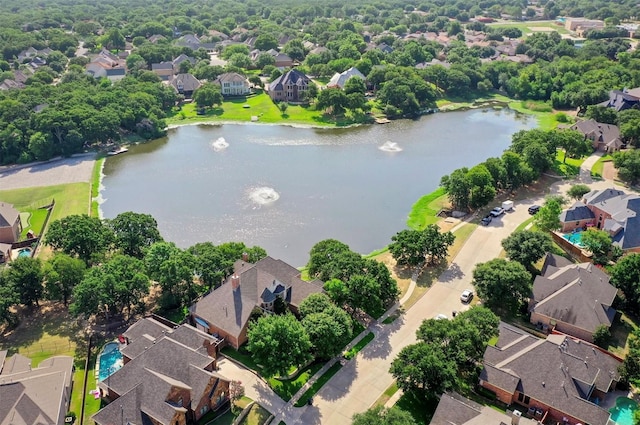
[267,69,313,103]
[189,256,324,349]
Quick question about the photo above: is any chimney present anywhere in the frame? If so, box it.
[242,252,249,262]
[231,274,240,290]
[512,410,522,425]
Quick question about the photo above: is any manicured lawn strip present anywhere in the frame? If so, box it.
[90,157,105,218]
[382,311,402,324]
[395,390,439,425]
[373,382,399,407]
[591,154,613,178]
[513,216,535,233]
[343,332,374,360]
[268,362,323,401]
[407,187,447,230]
[294,361,343,407]
[221,346,261,372]
[199,396,252,425]
[608,312,638,358]
[166,91,368,127]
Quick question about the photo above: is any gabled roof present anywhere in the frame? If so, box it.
[598,89,640,112]
[481,323,620,425]
[532,260,617,334]
[327,67,365,89]
[95,320,226,425]
[214,72,248,85]
[170,73,201,93]
[559,201,594,222]
[570,119,621,147]
[431,392,538,425]
[0,355,74,425]
[269,69,311,92]
[190,256,323,341]
[0,203,19,228]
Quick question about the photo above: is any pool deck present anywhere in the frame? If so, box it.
[600,390,634,410]
[95,341,125,381]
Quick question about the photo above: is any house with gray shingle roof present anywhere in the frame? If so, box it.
[530,254,617,342]
[570,119,623,152]
[598,89,640,112]
[94,317,228,425]
[430,392,538,425]
[214,72,250,96]
[327,67,365,89]
[0,202,21,244]
[190,256,324,349]
[0,352,74,425]
[267,69,313,103]
[560,188,640,253]
[169,73,201,98]
[480,322,621,425]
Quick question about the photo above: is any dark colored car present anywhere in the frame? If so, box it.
[481,215,492,226]
[528,205,541,215]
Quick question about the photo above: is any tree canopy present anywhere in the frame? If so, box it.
[472,258,531,314]
[389,224,455,268]
[501,230,553,268]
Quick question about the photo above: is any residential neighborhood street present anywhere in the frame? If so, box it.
[255,153,625,425]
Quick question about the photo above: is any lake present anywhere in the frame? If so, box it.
[100,109,536,267]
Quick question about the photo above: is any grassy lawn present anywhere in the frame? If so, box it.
[552,149,585,177]
[90,157,105,218]
[199,396,252,425]
[221,347,323,401]
[487,20,570,36]
[166,91,370,127]
[19,208,48,238]
[240,403,271,425]
[373,382,399,408]
[608,313,638,358]
[294,361,343,407]
[406,187,448,230]
[0,182,90,224]
[403,223,477,309]
[395,391,439,425]
[343,332,374,360]
[591,154,613,178]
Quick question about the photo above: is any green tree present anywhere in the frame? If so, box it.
[352,406,417,425]
[613,149,640,185]
[7,257,43,307]
[0,270,19,327]
[323,278,349,307]
[307,239,353,280]
[279,102,289,114]
[467,164,496,209]
[556,130,592,163]
[145,242,196,308]
[247,313,312,377]
[316,88,348,115]
[593,324,611,348]
[193,83,223,109]
[104,28,126,51]
[567,184,591,200]
[501,230,553,268]
[580,228,612,265]
[618,109,640,146]
[472,258,531,314]
[302,308,352,360]
[620,327,640,386]
[188,242,231,290]
[45,215,114,264]
[108,211,163,258]
[389,342,458,397]
[533,195,565,232]
[43,253,86,305]
[440,167,470,211]
[585,105,618,125]
[254,34,278,51]
[610,254,640,313]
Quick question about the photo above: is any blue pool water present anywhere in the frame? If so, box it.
[18,248,32,258]
[98,342,123,381]
[610,397,639,425]
[562,231,584,247]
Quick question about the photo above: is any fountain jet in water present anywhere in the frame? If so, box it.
[249,187,280,205]
[211,137,229,151]
[378,141,402,152]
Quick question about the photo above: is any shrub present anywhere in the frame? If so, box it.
[593,324,611,348]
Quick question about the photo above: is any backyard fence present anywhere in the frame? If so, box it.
[17,339,75,357]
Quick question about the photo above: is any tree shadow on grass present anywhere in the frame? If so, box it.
[393,264,413,280]
[395,390,439,425]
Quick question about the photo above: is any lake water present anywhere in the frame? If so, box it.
[100,109,536,267]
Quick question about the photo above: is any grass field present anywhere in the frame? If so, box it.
[343,332,375,360]
[90,157,105,218]
[0,182,90,224]
[591,154,613,178]
[487,20,570,36]
[406,187,448,230]
[166,91,371,127]
[552,149,585,177]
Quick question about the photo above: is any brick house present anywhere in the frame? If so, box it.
[570,119,623,153]
[268,69,313,103]
[94,317,228,425]
[559,188,640,253]
[0,202,21,244]
[480,322,621,425]
[189,256,324,349]
[529,254,617,343]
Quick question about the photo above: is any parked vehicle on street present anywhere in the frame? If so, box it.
[460,289,474,303]
[490,207,505,217]
[481,215,492,226]
[502,200,514,211]
[528,205,541,215]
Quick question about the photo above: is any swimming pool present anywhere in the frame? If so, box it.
[18,248,32,258]
[609,397,639,425]
[562,231,584,247]
[97,342,123,381]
